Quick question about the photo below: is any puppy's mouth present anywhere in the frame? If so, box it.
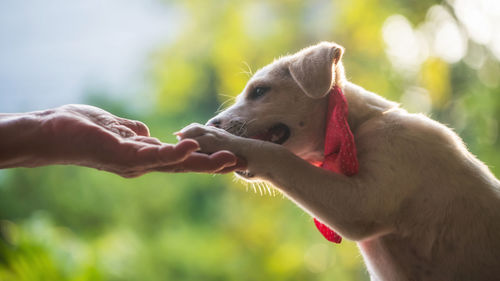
[249,123,291,145]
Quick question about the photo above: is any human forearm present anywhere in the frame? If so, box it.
[0,110,52,168]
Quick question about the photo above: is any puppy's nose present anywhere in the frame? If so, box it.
[206,117,222,128]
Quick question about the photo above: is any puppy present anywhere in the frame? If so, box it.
[179,42,500,281]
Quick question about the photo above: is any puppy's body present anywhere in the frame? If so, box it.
[181,42,500,280]
[344,82,500,280]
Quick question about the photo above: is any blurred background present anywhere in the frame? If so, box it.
[1,0,499,280]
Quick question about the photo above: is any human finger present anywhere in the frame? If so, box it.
[108,124,137,138]
[130,135,162,145]
[154,150,238,173]
[213,156,247,173]
[155,139,202,165]
[118,118,150,136]
[112,140,190,171]
[132,140,199,167]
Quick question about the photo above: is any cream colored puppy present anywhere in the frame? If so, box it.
[179,42,500,281]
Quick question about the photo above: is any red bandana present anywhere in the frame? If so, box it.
[313,86,359,244]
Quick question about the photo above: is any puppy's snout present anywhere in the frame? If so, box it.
[206,117,222,128]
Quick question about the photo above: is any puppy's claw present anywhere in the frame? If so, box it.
[173,131,184,141]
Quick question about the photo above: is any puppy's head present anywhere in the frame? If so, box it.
[208,42,345,162]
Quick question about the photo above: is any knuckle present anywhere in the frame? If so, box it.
[208,133,221,143]
[135,120,149,132]
[183,123,205,134]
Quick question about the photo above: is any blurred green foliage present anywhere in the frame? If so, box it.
[1,0,499,280]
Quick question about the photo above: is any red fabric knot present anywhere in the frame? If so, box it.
[313,86,359,244]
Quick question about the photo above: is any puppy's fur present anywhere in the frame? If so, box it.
[181,42,500,281]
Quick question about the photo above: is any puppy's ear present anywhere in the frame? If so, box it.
[289,42,345,99]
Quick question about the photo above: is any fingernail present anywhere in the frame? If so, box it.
[173,131,182,136]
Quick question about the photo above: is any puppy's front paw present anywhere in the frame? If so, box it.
[178,123,283,180]
[177,123,246,155]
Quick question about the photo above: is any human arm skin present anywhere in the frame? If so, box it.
[0,104,246,177]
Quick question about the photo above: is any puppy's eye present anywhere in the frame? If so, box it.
[248,87,269,100]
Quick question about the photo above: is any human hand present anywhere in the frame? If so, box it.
[0,105,246,177]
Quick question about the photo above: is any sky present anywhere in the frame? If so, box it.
[0,0,182,113]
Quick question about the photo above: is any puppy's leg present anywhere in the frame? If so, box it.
[250,144,396,241]
[179,124,399,241]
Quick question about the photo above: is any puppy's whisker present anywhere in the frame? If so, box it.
[265,183,272,196]
[236,119,256,137]
[245,119,257,126]
[240,123,250,136]
[215,98,235,114]
[239,70,252,76]
[225,124,241,134]
[251,183,257,194]
[236,125,247,136]
[218,93,235,99]
[234,177,249,191]
[259,182,267,196]
[256,182,262,195]
[267,184,276,197]
[240,61,253,77]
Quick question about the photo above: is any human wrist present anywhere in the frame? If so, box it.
[0,109,55,168]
